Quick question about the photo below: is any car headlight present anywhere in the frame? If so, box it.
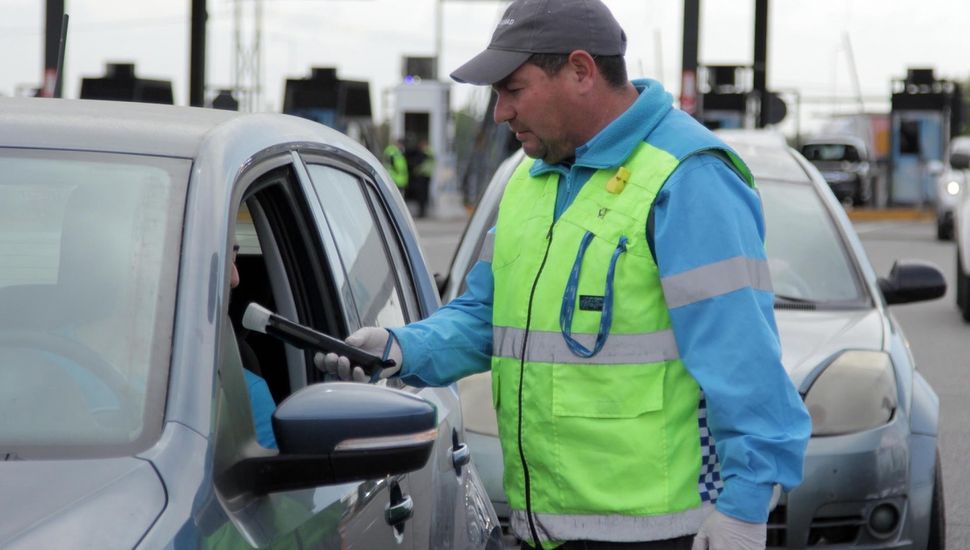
[803,350,897,436]
[946,180,961,196]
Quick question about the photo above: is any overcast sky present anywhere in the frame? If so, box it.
[2,0,969,136]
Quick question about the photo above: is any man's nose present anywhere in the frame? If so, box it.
[493,94,513,124]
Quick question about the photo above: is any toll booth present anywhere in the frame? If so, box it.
[697,65,751,130]
[694,65,787,131]
[283,67,377,153]
[889,68,962,206]
[80,63,173,104]
[390,56,458,217]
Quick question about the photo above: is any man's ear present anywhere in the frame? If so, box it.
[566,50,598,91]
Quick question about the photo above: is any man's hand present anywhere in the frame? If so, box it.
[691,509,766,550]
[313,327,402,382]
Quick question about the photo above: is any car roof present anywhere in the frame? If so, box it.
[0,97,241,158]
[715,130,811,183]
[800,133,869,152]
[0,97,375,163]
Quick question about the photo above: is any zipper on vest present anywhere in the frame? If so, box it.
[518,222,555,549]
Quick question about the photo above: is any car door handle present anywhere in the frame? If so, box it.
[385,494,413,527]
[452,442,471,474]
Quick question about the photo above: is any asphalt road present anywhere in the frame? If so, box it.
[855,220,970,549]
[415,215,969,548]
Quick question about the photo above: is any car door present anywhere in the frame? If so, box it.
[298,153,480,549]
[209,152,408,549]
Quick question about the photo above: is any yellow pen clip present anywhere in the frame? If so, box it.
[606,166,630,194]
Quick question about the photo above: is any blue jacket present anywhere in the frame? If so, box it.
[391,79,810,524]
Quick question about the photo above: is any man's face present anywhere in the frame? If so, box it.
[492,62,575,163]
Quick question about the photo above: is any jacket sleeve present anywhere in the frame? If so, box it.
[390,228,496,387]
[652,154,811,524]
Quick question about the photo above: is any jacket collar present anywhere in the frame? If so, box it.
[529,79,674,177]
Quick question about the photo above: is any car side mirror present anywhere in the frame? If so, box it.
[878,260,946,305]
[951,152,970,170]
[224,383,437,496]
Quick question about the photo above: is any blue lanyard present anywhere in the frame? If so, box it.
[559,231,629,358]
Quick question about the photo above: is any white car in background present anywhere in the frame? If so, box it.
[443,133,948,549]
[949,137,970,320]
[935,136,970,240]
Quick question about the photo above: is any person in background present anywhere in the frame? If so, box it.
[405,138,435,218]
[318,1,810,549]
[383,138,409,193]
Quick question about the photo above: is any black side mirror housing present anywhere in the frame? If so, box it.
[224,383,437,496]
[878,260,947,305]
[950,152,970,170]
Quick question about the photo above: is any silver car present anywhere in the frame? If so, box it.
[443,134,946,549]
[0,97,501,549]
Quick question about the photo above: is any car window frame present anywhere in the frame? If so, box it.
[213,150,409,549]
[296,150,422,325]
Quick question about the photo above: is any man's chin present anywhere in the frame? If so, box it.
[521,144,544,160]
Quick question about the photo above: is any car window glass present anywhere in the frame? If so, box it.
[0,149,187,457]
[802,144,853,162]
[760,180,864,303]
[305,164,405,328]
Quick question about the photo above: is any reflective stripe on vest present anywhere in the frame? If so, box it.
[661,256,773,309]
[510,503,714,545]
[493,325,679,365]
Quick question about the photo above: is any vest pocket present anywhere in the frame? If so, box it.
[552,362,665,418]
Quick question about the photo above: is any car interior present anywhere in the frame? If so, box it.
[226,165,346,407]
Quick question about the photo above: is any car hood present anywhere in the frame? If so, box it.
[776,307,885,387]
[0,456,166,549]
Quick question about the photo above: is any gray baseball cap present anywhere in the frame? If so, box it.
[450,0,627,85]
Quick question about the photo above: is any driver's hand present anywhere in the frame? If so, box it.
[312,327,402,382]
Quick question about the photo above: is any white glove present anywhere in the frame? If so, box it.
[313,327,402,383]
[692,510,766,550]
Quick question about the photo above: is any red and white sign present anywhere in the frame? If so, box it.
[680,70,697,115]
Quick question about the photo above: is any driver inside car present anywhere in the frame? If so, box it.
[229,243,277,449]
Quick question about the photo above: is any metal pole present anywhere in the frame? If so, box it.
[190,0,207,107]
[435,0,443,80]
[680,0,699,116]
[255,0,263,110]
[753,0,768,127]
[53,14,68,98]
[842,32,865,114]
[42,0,65,97]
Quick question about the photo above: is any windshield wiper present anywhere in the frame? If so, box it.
[773,293,818,305]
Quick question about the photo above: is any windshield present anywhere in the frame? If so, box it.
[759,180,865,304]
[801,143,861,162]
[0,148,188,458]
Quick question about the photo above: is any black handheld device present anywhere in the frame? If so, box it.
[242,302,394,380]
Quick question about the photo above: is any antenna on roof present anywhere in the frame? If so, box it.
[53,13,69,98]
